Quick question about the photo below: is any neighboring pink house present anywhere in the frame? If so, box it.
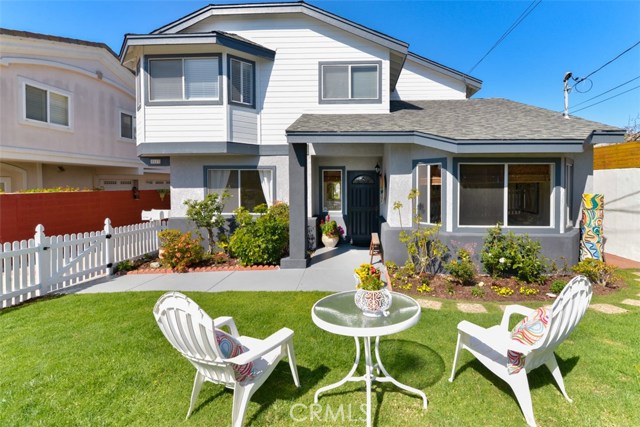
[0,28,169,193]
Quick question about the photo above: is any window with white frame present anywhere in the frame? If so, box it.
[24,81,71,127]
[207,168,273,213]
[459,163,552,227]
[229,56,255,107]
[416,164,442,224]
[120,111,135,140]
[319,61,381,103]
[135,60,141,111]
[147,56,220,103]
[565,161,574,226]
[322,170,343,211]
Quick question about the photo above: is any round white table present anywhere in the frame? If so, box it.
[311,290,428,427]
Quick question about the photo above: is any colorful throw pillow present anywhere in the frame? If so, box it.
[507,307,550,374]
[214,329,255,383]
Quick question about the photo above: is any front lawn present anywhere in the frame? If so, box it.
[1,271,638,426]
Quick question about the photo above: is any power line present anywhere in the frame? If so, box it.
[570,84,640,114]
[468,0,542,73]
[571,75,640,109]
[576,40,640,83]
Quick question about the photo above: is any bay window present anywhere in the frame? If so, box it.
[207,168,274,213]
[459,163,552,227]
[229,56,255,107]
[147,55,221,103]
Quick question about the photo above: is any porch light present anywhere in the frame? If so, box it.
[374,163,381,176]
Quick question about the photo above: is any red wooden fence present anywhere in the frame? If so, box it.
[0,190,170,243]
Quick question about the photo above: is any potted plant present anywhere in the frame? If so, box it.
[354,263,392,317]
[319,215,344,248]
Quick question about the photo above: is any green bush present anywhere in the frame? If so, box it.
[572,258,617,287]
[446,248,476,285]
[481,224,547,283]
[228,203,289,266]
[550,280,567,294]
[471,286,485,298]
[158,229,204,272]
[184,192,229,254]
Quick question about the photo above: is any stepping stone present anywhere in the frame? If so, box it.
[621,299,640,307]
[457,303,487,313]
[590,304,628,314]
[418,299,442,310]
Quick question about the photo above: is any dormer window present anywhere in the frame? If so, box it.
[146,54,222,105]
[229,56,255,108]
[319,61,382,104]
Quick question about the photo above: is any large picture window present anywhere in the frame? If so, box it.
[147,56,220,103]
[24,82,70,127]
[319,61,381,103]
[229,56,255,107]
[207,168,273,213]
[459,163,552,227]
[416,164,442,224]
[322,170,343,211]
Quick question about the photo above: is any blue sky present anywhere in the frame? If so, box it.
[1,0,638,128]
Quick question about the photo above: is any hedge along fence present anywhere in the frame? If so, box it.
[0,190,170,243]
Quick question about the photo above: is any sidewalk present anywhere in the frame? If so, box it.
[79,245,381,294]
[605,253,640,269]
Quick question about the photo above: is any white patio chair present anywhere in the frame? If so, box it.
[449,275,592,427]
[153,292,300,427]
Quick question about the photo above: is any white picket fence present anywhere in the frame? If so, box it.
[0,218,166,309]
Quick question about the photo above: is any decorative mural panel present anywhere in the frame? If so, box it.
[580,194,604,260]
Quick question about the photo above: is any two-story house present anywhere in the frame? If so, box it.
[119,1,624,268]
[0,29,169,193]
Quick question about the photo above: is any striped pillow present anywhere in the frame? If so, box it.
[214,329,255,383]
[507,307,550,374]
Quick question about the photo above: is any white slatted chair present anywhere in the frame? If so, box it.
[153,292,300,427]
[449,275,592,427]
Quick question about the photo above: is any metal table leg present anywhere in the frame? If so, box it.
[314,336,363,403]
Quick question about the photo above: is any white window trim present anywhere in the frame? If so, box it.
[19,77,74,131]
[565,160,574,228]
[117,109,136,142]
[457,162,555,229]
[416,163,442,225]
[322,169,343,213]
[320,62,381,102]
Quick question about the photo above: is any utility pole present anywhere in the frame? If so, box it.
[563,72,573,118]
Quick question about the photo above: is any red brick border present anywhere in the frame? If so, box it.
[127,265,279,274]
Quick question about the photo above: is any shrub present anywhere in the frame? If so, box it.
[481,224,547,283]
[550,280,567,294]
[471,286,485,298]
[184,192,229,254]
[158,229,204,272]
[228,203,289,266]
[572,258,618,287]
[446,248,476,285]
[491,285,514,297]
[417,283,432,293]
[115,260,136,273]
[384,261,398,273]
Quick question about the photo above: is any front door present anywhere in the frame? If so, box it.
[347,171,379,246]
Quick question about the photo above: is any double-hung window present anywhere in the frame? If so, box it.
[23,80,71,128]
[147,55,221,104]
[416,164,442,224]
[458,163,552,227]
[207,168,274,213]
[319,61,381,103]
[229,56,255,107]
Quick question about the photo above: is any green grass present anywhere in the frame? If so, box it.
[1,271,639,427]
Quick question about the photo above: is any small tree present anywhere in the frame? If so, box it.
[184,192,229,254]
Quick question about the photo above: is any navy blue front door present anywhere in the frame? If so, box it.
[347,171,379,246]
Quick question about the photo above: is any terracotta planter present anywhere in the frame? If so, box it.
[322,234,339,248]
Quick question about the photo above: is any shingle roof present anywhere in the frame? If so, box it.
[0,28,118,58]
[287,99,623,141]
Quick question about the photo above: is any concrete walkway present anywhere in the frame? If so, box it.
[79,245,379,294]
